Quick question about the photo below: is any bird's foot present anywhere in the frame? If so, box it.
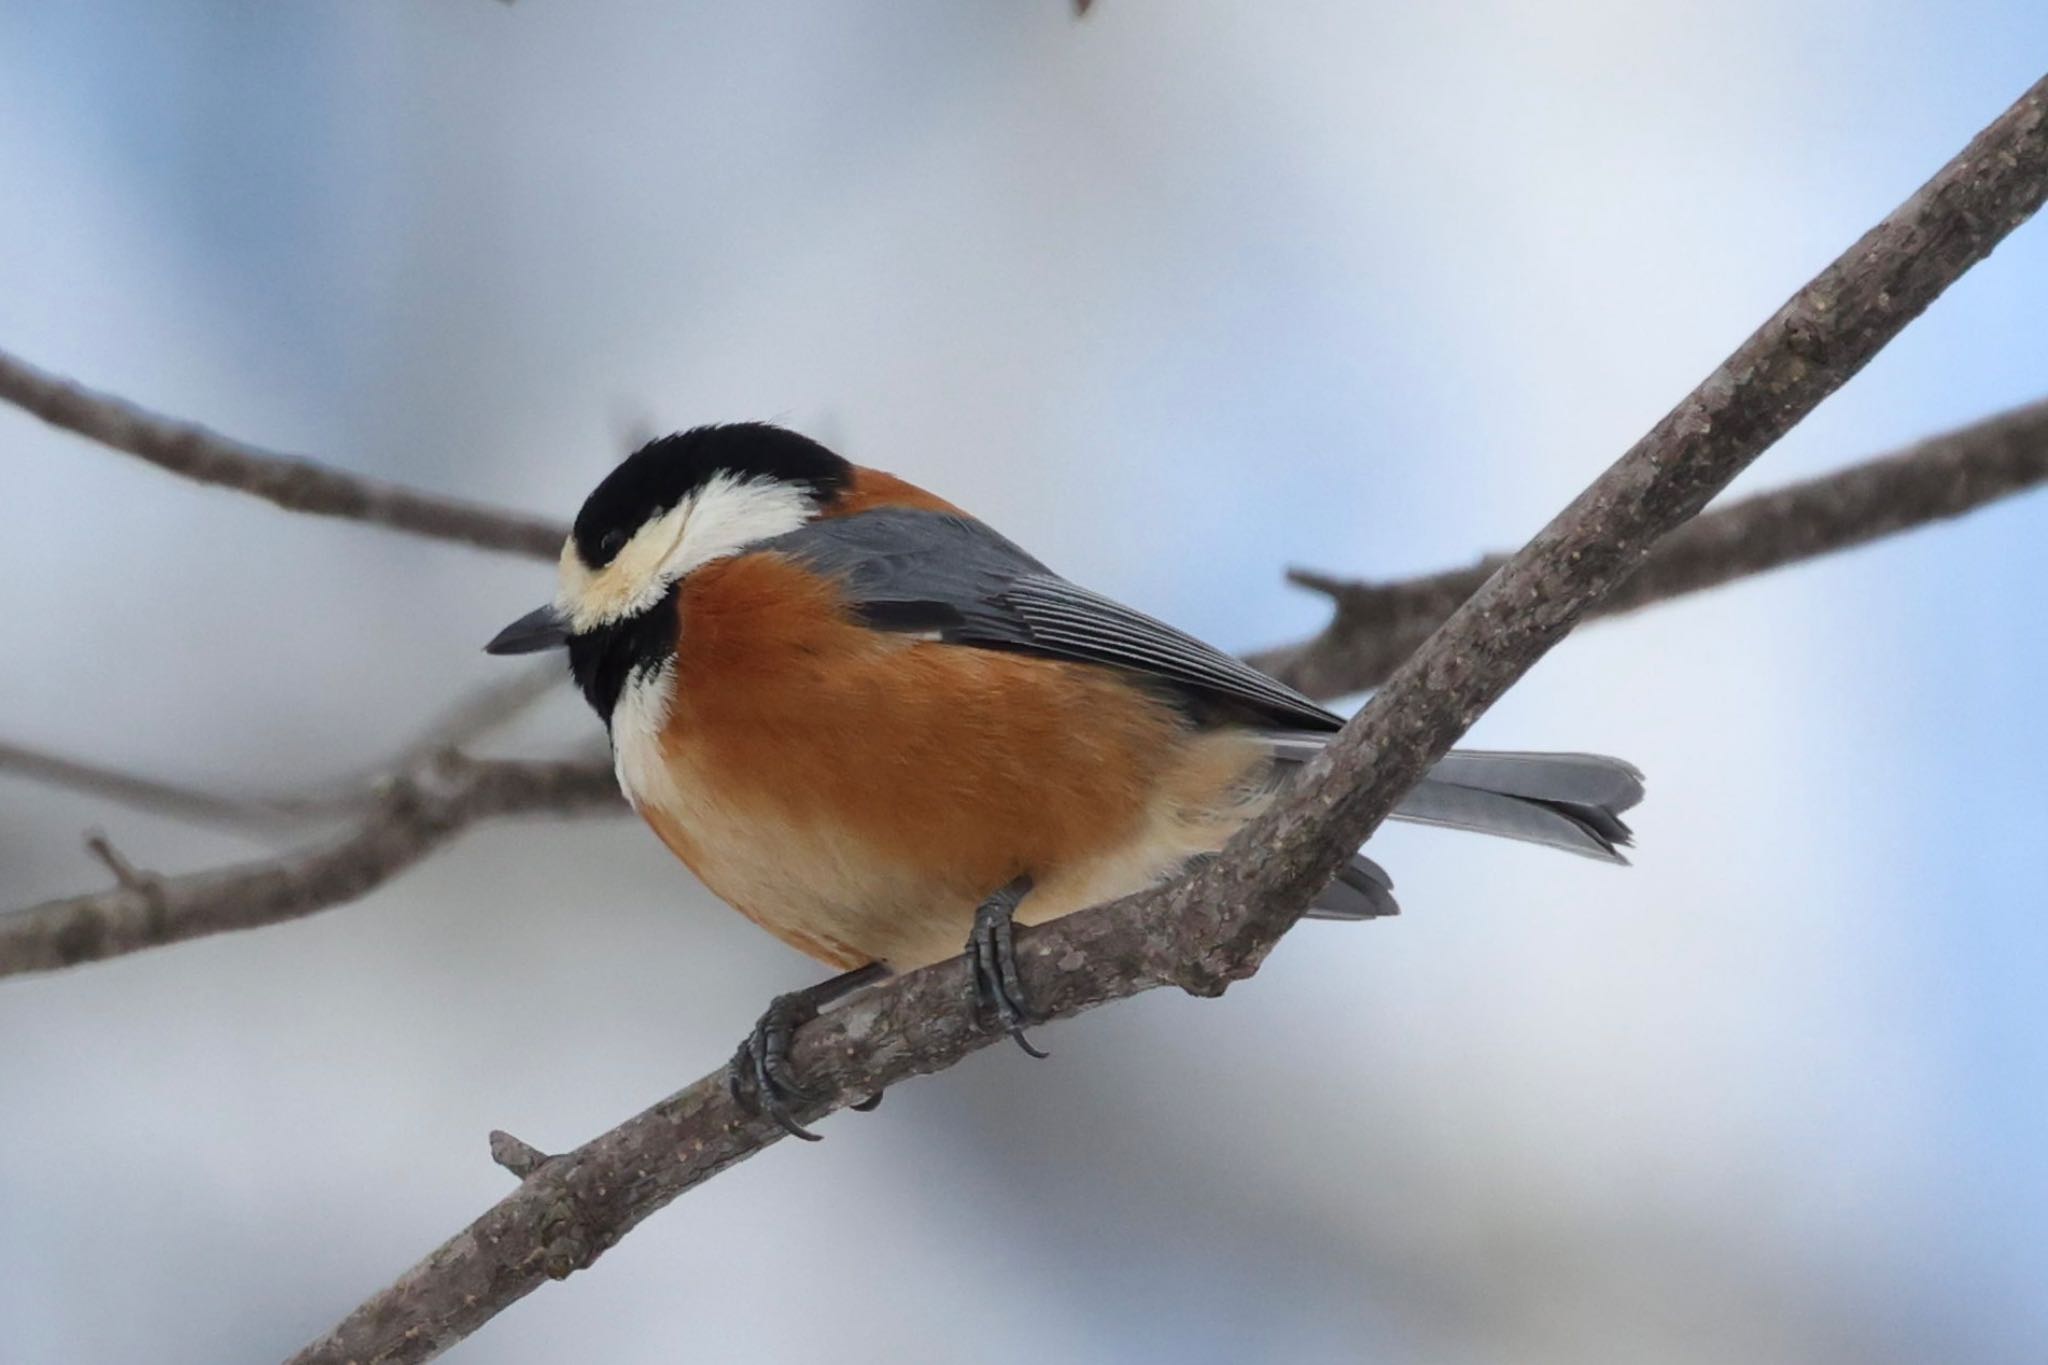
[728,963,888,1142]
[966,875,1047,1058]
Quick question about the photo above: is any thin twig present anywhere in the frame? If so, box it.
[0,659,575,833]
[0,754,620,978]
[399,660,567,762]
[487,1131,555,1180]
[301,659,571,808]
[1248,397,2048,696]
[0,345,566,559]
[0,741,316,830]
[82,830,158,897]
[284,70,2048,1365]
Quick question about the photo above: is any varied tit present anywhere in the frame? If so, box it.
[488,423,1643,1138]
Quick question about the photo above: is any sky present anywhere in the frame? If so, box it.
[1,3,2045,1363]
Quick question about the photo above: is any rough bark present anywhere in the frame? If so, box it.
[1251,396,2048,695]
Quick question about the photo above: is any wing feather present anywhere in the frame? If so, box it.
[762,507,1340,731]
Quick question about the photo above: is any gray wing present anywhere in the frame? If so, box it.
[761,507,1342,732]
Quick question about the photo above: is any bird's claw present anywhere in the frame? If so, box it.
[728,989,825,1141]
[726,963,891,1141]
[967,877,1047,1058]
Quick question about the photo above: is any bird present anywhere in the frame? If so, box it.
[486,423,1644,1138]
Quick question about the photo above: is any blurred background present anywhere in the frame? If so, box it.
[3,3,2045,1362]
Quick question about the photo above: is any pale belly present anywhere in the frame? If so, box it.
[623,745,1202,971]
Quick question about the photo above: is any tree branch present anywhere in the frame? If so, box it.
[0,345,565,559]
[0,657,610,979]
[0,739,328,831]
[285,70,2048,1365]
[292,660,576,814]
[1248,396,2048,696]
[0,754,619,977]
[0,659,578,835]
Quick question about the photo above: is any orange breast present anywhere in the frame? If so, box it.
[628,550,1260,970]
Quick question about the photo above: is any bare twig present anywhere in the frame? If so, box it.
[82,830,160,899]
[0,662,608,980]
[0,659,575,835]
[0,740,319,830]
[286,71,2048,1365]
[487,1131,555,1180]
[399,661,566,761]
[0,345,566,559]
[0,754,619,978]
[303,659,572,809]
[1249,397,2048,697]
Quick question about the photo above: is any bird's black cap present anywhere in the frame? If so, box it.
[571,423,852,569]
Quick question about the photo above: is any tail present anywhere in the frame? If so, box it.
[1266,738,1646,921]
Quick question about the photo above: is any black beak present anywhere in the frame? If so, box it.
[484,605,571,655]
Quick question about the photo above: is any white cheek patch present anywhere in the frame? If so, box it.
[654,473,816,582]
[610,658,678,810]
[559,474,816,633]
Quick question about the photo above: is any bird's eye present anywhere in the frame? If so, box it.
[598,529,628,560]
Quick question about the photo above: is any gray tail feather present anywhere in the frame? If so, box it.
[1401,749,1644,861]
[1269,740,1646,911]
[1306,853,1400,921]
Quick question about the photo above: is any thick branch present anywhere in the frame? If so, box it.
[0,345,565,558]
[288,71,2048,1365]
[1249,396,2048,696]
[0,755,618,977]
